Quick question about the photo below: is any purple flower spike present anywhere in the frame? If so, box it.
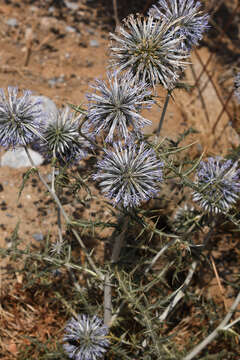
[93,142,164,208]
[86,72,153,143]
[149,0,209,51]
[193,157,240,213]
[63,314,109,360]
[0,87,44,148]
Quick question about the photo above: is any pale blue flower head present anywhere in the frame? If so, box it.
[149,0,209,51]
[0,87,44,148]
[37,106,92,165]
[63,314,109,360]
[193,157,240,213]
[93,142,164,208]
[110,15,189,89]
[86,72,153,143]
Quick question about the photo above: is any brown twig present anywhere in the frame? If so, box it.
[212,88,235,133]
[195,49,233,123]
[190,62,210,125]
[112,0,120,28]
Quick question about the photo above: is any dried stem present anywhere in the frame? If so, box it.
[159,261,197,321]
[183,290,240,360]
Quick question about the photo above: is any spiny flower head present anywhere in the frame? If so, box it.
[0,87,44,148]
[149,0,209,51]
[110,15,189,89]
[49,238,66,257]
[63,314,109,360]
[192,157,240,213]
[38,106,92,165]
[93,142,164,208]
[234,72,240,103]
[86,72,153,143]
[173,204,197,231]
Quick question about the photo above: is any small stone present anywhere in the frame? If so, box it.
[48,6,55,13]
[89,39,99,47]
[1,148,44,168]
[86,28,94,35]
[6,18,18,27]
[65,25,76,33]
[31,95,58,127]
[30,6,38,12]
[40,17,59,32]
[48,75,65,87]
[32,233,44,242]
[6,213,14,218]
[64,1,79,10]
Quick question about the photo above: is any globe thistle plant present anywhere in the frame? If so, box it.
[192,157,240,213]
[0,87,44,148]
[234,72,240,103]
[38,106,92,165]
[63,314,109,360]
[149,0,209,51]
[110,15,189,89]
[93,142,164,208]
[173,204,199,233]
[86,72,153,143]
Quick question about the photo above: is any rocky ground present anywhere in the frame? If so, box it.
[0,0,240,358]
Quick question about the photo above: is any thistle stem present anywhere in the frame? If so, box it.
[104,214,129,326]
[156,89,172,136]
[23,146,104,281]
[183,290,240,360]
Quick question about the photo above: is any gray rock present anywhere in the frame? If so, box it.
[32,233,44,242]
[6,18,18,27]
[31,95,58,127]
[1,147,44,168]
[48,6,55,13]
[89,39,99,47]
[48,75,65,88]
[86,28,94,35]
[64,1,79,10]
[65,25,76,33]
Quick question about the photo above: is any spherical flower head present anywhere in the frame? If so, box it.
[234,72,240,104]
[149,0,209,51]
[110,15,189,89]
[93,142,164,208]
[63,314,109,360]
[0,87,44,148]
[38,106,92,165]
[86,72,153,143]
[192,157,240,213]
[173,204,198,232]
